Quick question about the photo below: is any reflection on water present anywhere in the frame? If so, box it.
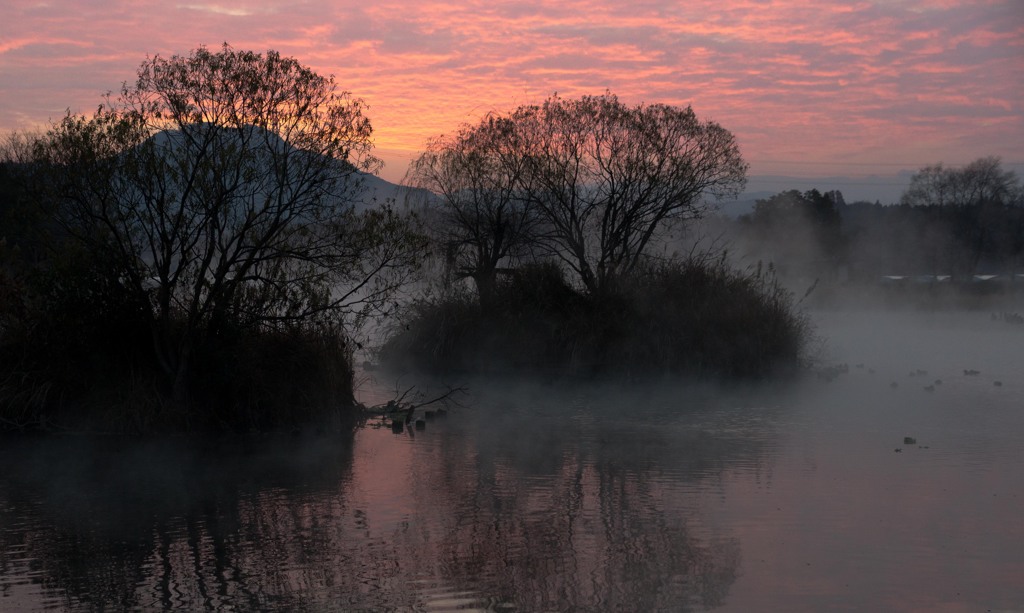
[2,310,1023,611]
[0,386,766,611]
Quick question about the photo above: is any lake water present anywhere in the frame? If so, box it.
[2,310,1022,611]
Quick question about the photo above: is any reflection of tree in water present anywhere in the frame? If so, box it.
[0,383,781,610]
[0,434,378,610]
[392,382,775,611]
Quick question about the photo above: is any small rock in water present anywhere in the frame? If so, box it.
[904,436,917,445]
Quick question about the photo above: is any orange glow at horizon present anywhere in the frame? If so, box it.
[1,0,1022,190]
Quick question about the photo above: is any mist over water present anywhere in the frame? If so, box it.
[2,308,1023,611]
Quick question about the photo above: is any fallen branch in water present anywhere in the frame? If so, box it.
[361,384,468,425]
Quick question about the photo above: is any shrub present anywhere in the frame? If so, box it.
[380,257,810,379]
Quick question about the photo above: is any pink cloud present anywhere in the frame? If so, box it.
[0,0,1021,184]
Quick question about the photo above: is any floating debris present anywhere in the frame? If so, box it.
[904,436,917,445]
[817,363,849,381]
[894,448,902,453]
[964,369,980,376]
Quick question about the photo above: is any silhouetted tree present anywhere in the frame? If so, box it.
[902,157,1017,209]
[518,94,747,293]
[739,189,844,281]
[406,115,540,309]
[901,157,1020,276]
[20,44,425,402]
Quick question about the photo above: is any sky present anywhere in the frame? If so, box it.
[2,0,1022,201]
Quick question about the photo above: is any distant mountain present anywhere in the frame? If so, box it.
[148,126,434,213]
[351,172,435,210]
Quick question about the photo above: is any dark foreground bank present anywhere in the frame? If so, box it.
[0,305,359,434]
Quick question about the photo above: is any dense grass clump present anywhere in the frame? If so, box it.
[380,258,811,379]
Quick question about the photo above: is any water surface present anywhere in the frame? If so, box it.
[2,310,1022,611]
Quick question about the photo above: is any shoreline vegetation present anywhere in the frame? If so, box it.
[2,45,1019,435]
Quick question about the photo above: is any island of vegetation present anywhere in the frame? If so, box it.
[381,94,808,378]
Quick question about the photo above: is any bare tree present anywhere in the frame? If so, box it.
[407,94,747,296]
[520,93,748,293]
[901,156,1020,276]
[406,115,539,308]
[25,45,425,399]
[902,157,1017,209]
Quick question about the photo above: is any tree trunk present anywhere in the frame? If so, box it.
[171,342,191,405]
[474,270,498,312]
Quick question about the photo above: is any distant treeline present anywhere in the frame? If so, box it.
[722,157,1023,296]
